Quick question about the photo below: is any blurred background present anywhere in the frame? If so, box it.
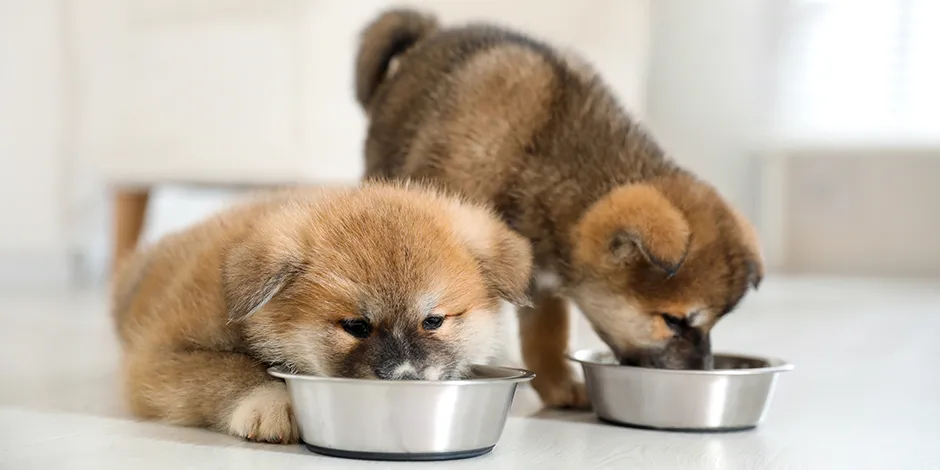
[1,0,938,292]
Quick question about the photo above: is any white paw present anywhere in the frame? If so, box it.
[228,382,298,444]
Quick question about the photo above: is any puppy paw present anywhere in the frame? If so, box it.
[533,376,591,410]
[228,382,299,444]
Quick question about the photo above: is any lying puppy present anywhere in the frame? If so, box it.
[355,9,764,409]
[112,183,532,443]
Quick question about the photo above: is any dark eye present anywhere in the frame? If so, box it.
[660,313,684,335]
[340,319,371,338]
[422,316,444,331]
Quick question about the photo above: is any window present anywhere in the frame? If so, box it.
[775,0,940,144]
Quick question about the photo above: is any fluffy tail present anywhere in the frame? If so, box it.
[355,9,438,108]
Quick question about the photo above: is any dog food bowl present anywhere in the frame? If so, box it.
[268,365,534,461]
[569,349,793,431]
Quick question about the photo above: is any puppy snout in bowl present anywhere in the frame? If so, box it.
[616,316,715,370]
[570,349,793,432]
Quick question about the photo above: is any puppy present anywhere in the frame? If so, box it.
[355,10,764,409]
[112,183,532,443]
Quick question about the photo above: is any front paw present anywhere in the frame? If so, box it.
[228,382,299,444]
[532,375,591,410]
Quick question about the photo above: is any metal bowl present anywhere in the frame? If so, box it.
[268,365,534,461]
[569,349,794,431]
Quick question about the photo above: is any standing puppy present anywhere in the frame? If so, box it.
[356,10,764,409]
[113,183,531,443]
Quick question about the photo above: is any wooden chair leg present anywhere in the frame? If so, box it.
[112,188,150,274]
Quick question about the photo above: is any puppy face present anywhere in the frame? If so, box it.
[222,185,532,380]
[570,175,763,370]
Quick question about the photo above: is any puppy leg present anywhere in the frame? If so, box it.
[518,291,590,409]
[123,349,299,443]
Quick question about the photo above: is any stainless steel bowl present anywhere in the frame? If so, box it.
[268,365,534,461]
[569,349,794,431]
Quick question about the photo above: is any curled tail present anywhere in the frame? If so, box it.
[355,8,438,108]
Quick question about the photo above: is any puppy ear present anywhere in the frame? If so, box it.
[478,228,535,307]
[221,233,305,322]
[576,184,691,275]
[446,202,534,307]
[728,207,765,289]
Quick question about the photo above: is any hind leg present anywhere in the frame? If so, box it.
[123,348,299,443]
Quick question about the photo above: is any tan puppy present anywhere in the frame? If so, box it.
[356,10,764,409]
[112,183,532,443]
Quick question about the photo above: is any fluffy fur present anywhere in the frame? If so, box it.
[355,10,764,409]
[112,183,532,443]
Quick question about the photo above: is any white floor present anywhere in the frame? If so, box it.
[2,277,939,469]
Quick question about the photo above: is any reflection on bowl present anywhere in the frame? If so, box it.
[269,364,534,461]
[569,349,794,431]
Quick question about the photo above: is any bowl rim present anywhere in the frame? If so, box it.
[567,348,795,376]
[267,364,536,385]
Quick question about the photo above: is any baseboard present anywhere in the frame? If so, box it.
[755,147,940,276]
[0,252,72,290]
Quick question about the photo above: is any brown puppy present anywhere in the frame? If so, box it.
[356,9,764,409]
[112,183,532,443]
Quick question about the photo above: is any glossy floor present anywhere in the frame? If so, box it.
[2,277,939,469]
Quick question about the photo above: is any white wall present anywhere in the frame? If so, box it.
[0,0,70,286]
[645,0,783,221]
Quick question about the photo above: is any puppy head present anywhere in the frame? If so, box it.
[569,174,763,370]
[222,184,532,380]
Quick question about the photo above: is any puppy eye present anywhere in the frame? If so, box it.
[660,313,684,334]
[340,319,371,338]
[422,316,444,331]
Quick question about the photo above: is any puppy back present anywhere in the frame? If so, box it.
[356,8,438,108]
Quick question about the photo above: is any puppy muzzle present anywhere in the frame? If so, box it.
[620,329,714,370]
